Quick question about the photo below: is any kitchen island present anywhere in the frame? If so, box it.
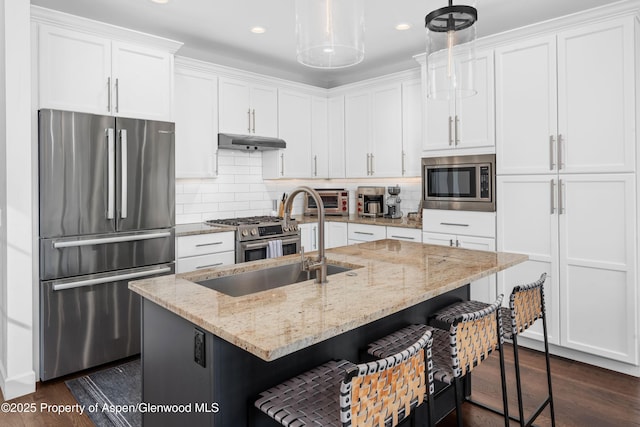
[129,240,527,426]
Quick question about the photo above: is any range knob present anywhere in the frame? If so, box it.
[291,224,297,231]
[250,228,258,236]
[241,229,249,237]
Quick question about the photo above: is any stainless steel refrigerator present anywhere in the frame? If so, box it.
[38,109,175,381]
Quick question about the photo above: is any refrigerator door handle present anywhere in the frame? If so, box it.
[53,231,172,249]
[120,129,128,219]
[52,266,172,291]
[107,128,115,220]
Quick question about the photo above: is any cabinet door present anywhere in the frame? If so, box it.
[456,235,497,304]
[174,67,218,178]
[38,24,111,114]
[557,19,636,173]
[112,41,173,121]
[558,174,637,363]
[371,84,402,177]
[326,222,348,249]
[250,84,278,137]
[495,36,558,175]
[456,50,495,150]
[218,78,251,134]
[401,79,423,177]
[424,63,455,151]
[311,96,329,178]
[496,175,560,344]
[328,96,346,178]
[300,223,318,251]
[345,92,371,178]
[278,90,311,178]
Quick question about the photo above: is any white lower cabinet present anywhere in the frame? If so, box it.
[497,174,637,364]
[300,223,319,252]
[326,222,348,249]
[176,232,235,274]
[347,223,386,245]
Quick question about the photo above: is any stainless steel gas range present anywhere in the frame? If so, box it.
[206,216,300,263]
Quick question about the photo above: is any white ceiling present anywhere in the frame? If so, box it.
[31,0,626,88]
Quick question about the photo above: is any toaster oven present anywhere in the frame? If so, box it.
[303,189,349,216]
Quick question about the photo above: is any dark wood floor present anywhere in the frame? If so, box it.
[1,346,638,426]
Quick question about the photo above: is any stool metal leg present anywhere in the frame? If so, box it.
[542,310,556,427]
[497,331,511,427]
[454,377,464,427]
[512,335,526,426]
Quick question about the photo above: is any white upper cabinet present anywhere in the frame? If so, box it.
[174,62,218,178]
[218,77,278,137]
[401,79,423,177]
[38,24,174,121]
[311,96,329,178]
[274,89,312,178]
[328,96,346,178]
[497,17,636,175]
[423,50,495,153]
[345,83,403,178]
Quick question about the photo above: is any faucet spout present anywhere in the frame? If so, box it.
[283,186,327,284]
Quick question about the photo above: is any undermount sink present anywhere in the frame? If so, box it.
[196,263,353,297]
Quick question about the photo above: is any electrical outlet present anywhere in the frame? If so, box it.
[194,328,205,367]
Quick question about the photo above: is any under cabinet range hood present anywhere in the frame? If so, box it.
[218,133,286,151]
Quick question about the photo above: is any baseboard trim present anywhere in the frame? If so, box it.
[0,364,36,400]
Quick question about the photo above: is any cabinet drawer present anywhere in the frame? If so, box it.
[386,227,422,242]
[422,209,496,238]
[177,232,235,258]
[347,223,386,242]
[176,251,235,274]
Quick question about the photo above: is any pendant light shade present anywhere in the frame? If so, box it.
[425,0,477,99]
[295,0,365,69]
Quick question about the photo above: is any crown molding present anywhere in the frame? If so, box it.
[30,5,183,53]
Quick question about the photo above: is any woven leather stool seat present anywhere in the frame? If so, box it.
[255,328,433,427]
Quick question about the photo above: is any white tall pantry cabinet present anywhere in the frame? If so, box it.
[495,16,638,365]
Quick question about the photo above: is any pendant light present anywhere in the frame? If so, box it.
[295,0,365,69]
[425,0,477,99]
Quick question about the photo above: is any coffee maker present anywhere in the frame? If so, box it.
[356,186,385,217]
[385,185,402,219]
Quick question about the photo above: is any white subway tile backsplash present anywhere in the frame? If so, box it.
[201,192,235,203]
[176,213,203,224]
[183,202,219,214]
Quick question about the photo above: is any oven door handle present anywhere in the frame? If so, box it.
[243,237,299,250]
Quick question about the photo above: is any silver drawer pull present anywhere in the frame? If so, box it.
[354,231,374,235]
[439,222,469,227]
[391,235,415,240]
[195,242,223,247]
[196,262,223,269]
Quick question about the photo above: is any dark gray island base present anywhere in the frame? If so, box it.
[141,285,469,427]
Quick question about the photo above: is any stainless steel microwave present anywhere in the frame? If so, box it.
[303,189,349,216]
[422,154,496,212]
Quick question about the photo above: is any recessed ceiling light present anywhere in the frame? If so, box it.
[251,26,266,34]
[395,23,411,31]
[150,0,169,4]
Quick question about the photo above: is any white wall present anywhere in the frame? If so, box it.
[176,150,422,224]
[0,0,36,400]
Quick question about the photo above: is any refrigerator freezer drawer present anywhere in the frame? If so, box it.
[40,228,175,281]
[40,263,174,381]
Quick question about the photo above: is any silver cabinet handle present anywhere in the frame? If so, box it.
[354,231,374,235]
[558,179,565,214]
[558,134,564,170]
[280,152,285,176]
[448,116,453,146]
[550,179,556,214]
[252,109,256,133]
[366,153,370,175]
[449,239,454,246]
[120,129,128,219]
[454,115,460,145]
[106,128,115,220]
[53,266,171,291]
[401,151,406,176]
[312,226,317,249]
[314,155,318,177]
[391,235,415,240]
[107,77,111,112]
[247,108,251,133]
[370,153,375,175]
[549,135,556,170]
[440,222,469,227]
[196,262,223,270]
[195,241,223,247]
[456,239,461,247]
[53,231,171,249]
[115,78,119,113]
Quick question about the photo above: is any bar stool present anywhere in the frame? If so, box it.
[433,273,556,427]
[367,297,509,427]
[255,327,434,427]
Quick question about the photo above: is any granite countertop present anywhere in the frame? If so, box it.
[129,240,527,361]
[175,222,235,237]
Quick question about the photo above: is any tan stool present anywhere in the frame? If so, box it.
[434,273,556,427]
[255,327,433,427]
[367,297,509,427]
